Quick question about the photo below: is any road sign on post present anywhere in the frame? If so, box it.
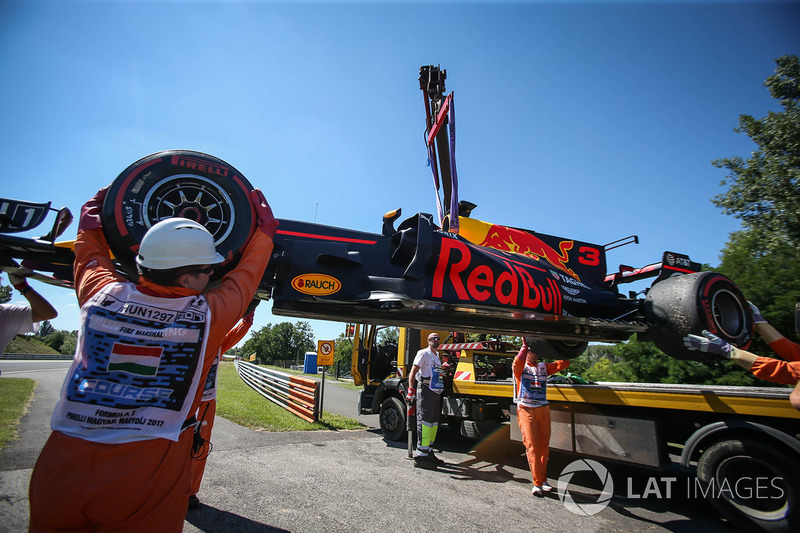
[317,340,335,420]
[317,340,334,367]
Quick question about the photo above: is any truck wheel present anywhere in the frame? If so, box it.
[100,150,256,278]
[697,438,799,532]
[379,397,406,442]
[643,272,752,361]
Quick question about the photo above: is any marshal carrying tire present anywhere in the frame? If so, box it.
[697,438,799,532]
[643,272,752,361]
[101,150,256,279]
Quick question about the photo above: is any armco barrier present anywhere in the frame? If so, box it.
[233,359,319,423]
[1,354,73,360]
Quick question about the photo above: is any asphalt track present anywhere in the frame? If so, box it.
[0,362,737,533]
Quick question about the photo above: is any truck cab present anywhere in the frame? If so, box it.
[351,324,520,441]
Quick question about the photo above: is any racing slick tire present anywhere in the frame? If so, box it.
[697,438,799,532]
[643,272,752,361]
[100,150,256,279]
[379,396,407,442]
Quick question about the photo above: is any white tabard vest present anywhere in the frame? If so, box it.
[50,282,211,443]
[413,347,444,393]
[514,361,549,408]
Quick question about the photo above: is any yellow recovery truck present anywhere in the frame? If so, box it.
[352,325,800,532]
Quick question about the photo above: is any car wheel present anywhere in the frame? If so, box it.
[379,396,407,442]
[643,272,752,361]
[524,337,588,360]
[100,150,256,278]
[697,438,799,532]
[551,340,589,358]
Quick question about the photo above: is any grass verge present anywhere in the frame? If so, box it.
[216,363,364,432]
[4,336,60,355]
[0,378,37,449]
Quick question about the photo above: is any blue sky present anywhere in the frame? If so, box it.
[1,0,798,347]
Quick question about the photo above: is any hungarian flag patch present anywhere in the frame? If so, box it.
[107,343,163,376]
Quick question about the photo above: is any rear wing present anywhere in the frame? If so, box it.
[604,251,702,287]
[0,197,75,289]
[0,198,73,242]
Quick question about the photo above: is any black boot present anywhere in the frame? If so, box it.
[428,452,446,466]
[188,494,201,509]
[413,455,438,470]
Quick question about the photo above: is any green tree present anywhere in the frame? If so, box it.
[712,54,800,346]
[41,329,67,353]
[58,330,78,355]
[377,327,399,345]
[576,336,760,386]
[37,320,56,337]
[712,55,800,250]
[582,357,628,383]
[713,231,800,350]
[569,344,621,378]
[241,321,314,366]
[226,344,245,358]
[0,283,11,304]
[240,324,269,362]
[332,333,354,375]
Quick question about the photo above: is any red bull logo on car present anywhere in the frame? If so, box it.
[480,224,577,280]
[457,217,578,280]
[432,238,563,314]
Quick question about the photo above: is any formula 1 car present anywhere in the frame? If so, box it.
[0,67,753,361]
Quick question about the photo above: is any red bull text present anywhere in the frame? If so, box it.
[432,238,563,314]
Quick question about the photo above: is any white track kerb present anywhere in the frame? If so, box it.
[557,459,614,516]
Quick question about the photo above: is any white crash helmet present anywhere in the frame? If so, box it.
[135,218,225,270]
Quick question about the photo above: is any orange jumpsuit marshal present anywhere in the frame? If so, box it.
[28,187,276,532]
